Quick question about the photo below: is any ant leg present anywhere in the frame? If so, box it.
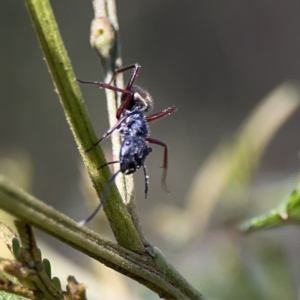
[78,170,121,226]
[77,79,132,95]
[78,65,140,119]
[97,161,119,170]
[116,93,133,119]
[101,63,141,118]
[78,64,140,91]
[142,164,149,199]
[146,137,170,194]
[78,78,134,119]
[85,115,127,153]
[146,106,178,123]
[108,64,141,88]
[116,64,142,119]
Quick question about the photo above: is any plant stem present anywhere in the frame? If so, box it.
[24,0,144,252]
[0,175,205,299]
[90,0,148,244]
[5,0,209,298]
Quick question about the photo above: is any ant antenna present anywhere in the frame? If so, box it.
[77,170,121,227]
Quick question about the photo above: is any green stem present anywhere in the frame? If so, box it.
[9,0,208,298]
[0,175,204,299]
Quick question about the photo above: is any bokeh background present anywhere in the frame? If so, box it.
[1,1,300,299]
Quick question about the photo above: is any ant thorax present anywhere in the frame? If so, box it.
[118,110,149,139]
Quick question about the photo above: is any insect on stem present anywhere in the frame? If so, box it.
[77,64,177,225]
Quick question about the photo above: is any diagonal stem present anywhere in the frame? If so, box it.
[24,0,144,252]
[0,175,205,299]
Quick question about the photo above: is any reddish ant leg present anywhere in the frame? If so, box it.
[146,137,170,194]
[108,64,141,88]
[146,106,178,123]
[85,115,128,153]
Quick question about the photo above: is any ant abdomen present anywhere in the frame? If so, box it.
[120,136,152,175]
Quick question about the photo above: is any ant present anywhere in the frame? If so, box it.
[77,64,177,226]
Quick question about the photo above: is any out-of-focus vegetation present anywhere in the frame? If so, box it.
[2,1,300,299]
[145,83,300,300]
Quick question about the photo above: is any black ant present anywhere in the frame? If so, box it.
[77,64,177,226]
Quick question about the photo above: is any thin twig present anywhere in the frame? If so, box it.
[90,0,149,244]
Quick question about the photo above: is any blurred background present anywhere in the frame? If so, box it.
[1,1,300,299]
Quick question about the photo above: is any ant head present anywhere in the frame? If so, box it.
[124,86,153,114]
[120,137,152,175]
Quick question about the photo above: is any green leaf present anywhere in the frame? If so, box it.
[241,188,300,233]
[51,277,62,292]
[12,238,20,259]
[42,258,51,279]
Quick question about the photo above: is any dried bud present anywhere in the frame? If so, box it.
[90,16,115,59]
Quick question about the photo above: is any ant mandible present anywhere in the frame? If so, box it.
[77,64,177,226]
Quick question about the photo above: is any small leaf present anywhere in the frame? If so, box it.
[12,238,20,259]
[42,258,51,279]
[241,188,300,233]
[51,277,62,292]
